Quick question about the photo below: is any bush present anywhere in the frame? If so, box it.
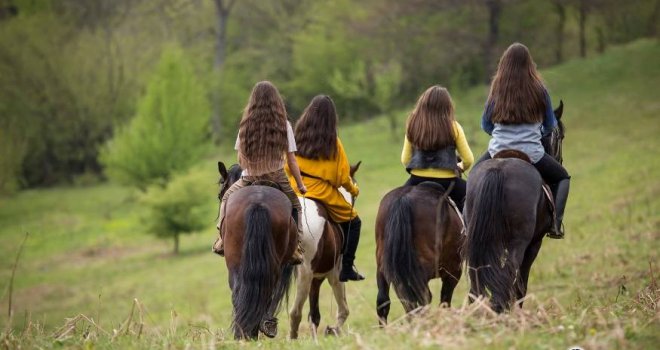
[140,168,215,254]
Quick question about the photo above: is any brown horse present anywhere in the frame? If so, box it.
[375,181,465,325]
[464,101,565,312]
[289,162,360,339]
[217,162,296,340]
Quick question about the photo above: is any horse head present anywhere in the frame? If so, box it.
[217,161,242,200]
[542,100,565,164]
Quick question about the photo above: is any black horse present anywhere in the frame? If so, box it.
[464,101,565,312]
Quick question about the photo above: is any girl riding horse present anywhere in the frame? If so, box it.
[213,81,307,264]
[401,85,474,211]
[286,95,364,282]
[476,42,570,239]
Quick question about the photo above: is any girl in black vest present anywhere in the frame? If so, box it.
[401,85,474,211]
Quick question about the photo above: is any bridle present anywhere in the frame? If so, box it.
[543,123,564,164]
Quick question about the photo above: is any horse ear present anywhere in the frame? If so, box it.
[218,161,228,179]
[554,100,564,121]
[350,161,362,177]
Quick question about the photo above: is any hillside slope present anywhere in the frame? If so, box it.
[0,39,658,348]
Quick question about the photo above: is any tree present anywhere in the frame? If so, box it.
[211,0,237,142]
[484,0,503,83]
[101,45,211,191]
[554,0,567,63]
[141,168,215,254]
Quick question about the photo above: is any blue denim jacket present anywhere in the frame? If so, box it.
[481,89,557,163]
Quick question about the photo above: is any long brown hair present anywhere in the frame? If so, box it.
[238,81,288,175]
[294,95,338,160]
[406,85,456,151]
[487,43,546,124]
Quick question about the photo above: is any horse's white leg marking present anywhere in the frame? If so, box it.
[289,264,313,339]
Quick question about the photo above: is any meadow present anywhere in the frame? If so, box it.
[1,39,658,349]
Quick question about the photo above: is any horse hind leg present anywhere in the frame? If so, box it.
[439,272,460,308]
[289,266,313,340]
[308,277,324,336]
[515,239,543,307]
[326,271,349,336]
[376,270,391,326]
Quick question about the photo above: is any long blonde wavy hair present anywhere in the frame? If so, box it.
[406,85,456,151]
[238,81,289,176]
[487,43,547,124]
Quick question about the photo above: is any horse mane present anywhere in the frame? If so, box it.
[493,150,532,163]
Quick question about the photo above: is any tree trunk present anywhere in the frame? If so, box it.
[484,0,502,83]
[648,0,660,37]
[554,0,566,63]
[211,0,235,144]
[174,233,180,255]
[579,0,587,58]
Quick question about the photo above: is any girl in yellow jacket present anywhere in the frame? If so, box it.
[286,95,364,282]
[401,85,474,211]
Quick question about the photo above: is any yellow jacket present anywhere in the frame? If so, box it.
[401,120,474,178]
[286,138,358,223]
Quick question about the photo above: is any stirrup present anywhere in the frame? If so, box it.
[339,265,365,282]
[546,223,565,239]
[289,243,304,265]
[212,237,225,256]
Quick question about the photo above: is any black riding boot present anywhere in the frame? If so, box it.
[547,178,570,239]
[339,217,365,282]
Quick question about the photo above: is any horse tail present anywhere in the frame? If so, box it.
[382,195,430,311]
[232,203,280,338]
[465,168,515,311]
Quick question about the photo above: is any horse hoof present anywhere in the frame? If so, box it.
[260,317,278,338]
[324,326,340,336]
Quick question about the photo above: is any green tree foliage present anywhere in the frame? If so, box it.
[1,0,657,191]
[140,168,215,254]
[101,46,211,191]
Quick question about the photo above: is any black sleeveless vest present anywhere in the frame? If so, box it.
[406,146,458,173]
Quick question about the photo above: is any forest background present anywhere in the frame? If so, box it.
[1,0,657,192]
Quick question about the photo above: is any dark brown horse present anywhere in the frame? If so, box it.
[289,162,360,339]
[464,101,565,312]
[217,162,296,340]
[375,181,465,325]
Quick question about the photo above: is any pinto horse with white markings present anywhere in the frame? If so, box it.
[288,162,361,339]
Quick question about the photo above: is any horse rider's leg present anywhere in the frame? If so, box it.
[273,169,305,264]
[550,177,570,238]
[326,271,349,335]
[534,154,570,239]
[213,178,249,256]
[516,237,543,306]
[376,270,391,326]
[339,216,365,282]
[289,265,313,339]
[308,278,325,336]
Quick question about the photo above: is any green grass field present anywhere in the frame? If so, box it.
[1,39,658,349]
